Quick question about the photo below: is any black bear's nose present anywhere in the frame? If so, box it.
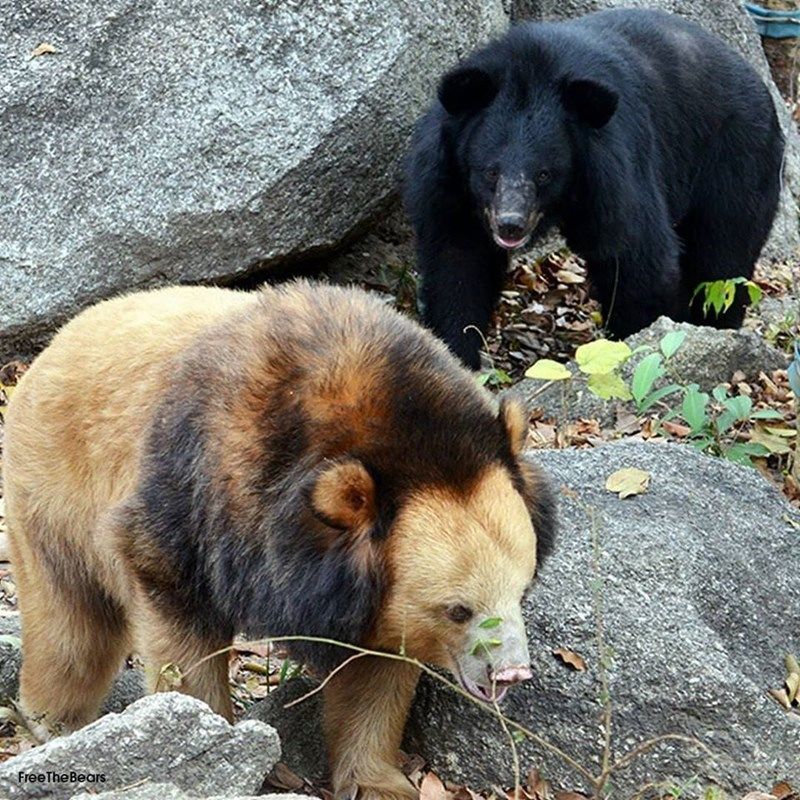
[496,215,527,242]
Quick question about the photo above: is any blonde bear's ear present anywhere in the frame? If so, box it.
[310,459,376,531]
[498,396,528,456]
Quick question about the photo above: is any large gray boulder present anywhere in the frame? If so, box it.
[510,0,800,261]
[252,442,800,795]
[0,693,280,799]
[0,0,507,360]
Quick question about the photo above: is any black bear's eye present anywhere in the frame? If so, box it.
[536,169,551,185]
[484,167,500,185]
[446,604,474,624]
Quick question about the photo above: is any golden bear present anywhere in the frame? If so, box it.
[3,282,555,800]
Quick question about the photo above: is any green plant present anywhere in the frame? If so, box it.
[471,615,503,657]
[278,658,304,684]
[526,330,788,467]
[525,330,686,412]
[477,367,513,388]
[662,382,784,466]
[765,311,798,352]
[691,277,762,318]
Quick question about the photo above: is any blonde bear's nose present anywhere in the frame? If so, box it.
[489,664,533,685]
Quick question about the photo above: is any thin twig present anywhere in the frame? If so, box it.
[602,734,711,780]
[184,636,711,791]
[589,507,613,798]
[493,695,522,800]
[282,652,368,709]
[183,635,597,784]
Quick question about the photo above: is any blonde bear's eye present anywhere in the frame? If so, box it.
[446,604,474,624]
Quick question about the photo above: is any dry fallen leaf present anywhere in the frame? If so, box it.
[268,762,306,791]
[30,42,58,58]
[555,269,585,285]
[605,467,651,499]
[741,793,778,800]
[554,793,589,800]
[526,768,550,800]
[615,408,642,435]
[420,771,448,800]
[772,782,795,800]
[769,687,792,710]
[785,653,800,705]
[553,647,587,672]
[661,420,691,438]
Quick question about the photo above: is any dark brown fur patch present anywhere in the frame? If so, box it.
[32,518,127,637]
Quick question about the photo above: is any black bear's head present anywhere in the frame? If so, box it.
[438,59,619,252]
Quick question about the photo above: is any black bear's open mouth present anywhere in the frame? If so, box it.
[492,232,531,251]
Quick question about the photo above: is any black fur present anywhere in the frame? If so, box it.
[404,9,785,368]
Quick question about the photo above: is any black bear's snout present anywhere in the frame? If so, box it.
[496,214,527,243]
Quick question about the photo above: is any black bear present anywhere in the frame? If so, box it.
[404,9,784,368]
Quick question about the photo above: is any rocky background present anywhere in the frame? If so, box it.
[0,0,799,799]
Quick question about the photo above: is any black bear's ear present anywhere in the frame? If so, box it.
[438,66,499,116]
[561,78,618,129]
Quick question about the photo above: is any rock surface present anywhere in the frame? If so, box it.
[508,316,789,424]
[510,0,800,262]
[72,786,305,800]
[253,442,800,795]
[0,693,280,799]
[0,0,507,359]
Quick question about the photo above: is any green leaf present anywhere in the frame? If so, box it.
[723,395,753,421]
[478,617,502,630]
[751,408,784,421]
[470,638,502,656]
[716,395,753,435]
[659,330,687,360]
[631,352,665,403]
[681,386,709,433]
[0,635,21,649]
[745,281,763,307]
[723,280,737,312]
[491,369,513,386]
[279,659,290,682]
[712,385,729,403]
[525,359,571,381]
[715,410,737,435]
[587,371,633,400]
[724,442,766,466]
[638,383,682,412]
[575,339,632,375]
[695,280,735,317]
[478,369,513,387]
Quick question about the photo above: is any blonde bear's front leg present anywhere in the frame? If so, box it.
[324,657,421,800]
